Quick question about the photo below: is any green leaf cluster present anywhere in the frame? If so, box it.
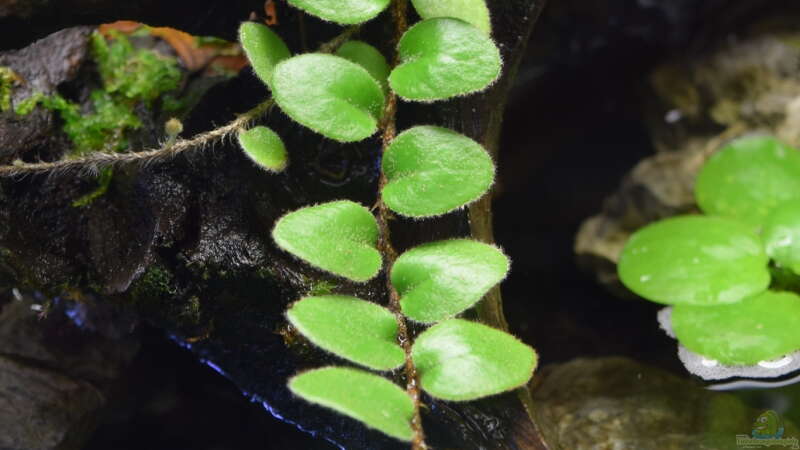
[279,200,534,440]
[618,135,800,365]
[238,1,537,443]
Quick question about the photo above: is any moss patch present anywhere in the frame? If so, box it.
[91,31,182,106]
[131,264,178,301]
[15,31,182,156]
[308,280,337,296]
[72,167,114,207]
[0,67,19,112]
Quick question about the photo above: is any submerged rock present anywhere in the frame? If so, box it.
[0,291,139,450]
[532,357,796,450]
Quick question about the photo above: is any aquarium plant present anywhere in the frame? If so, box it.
[618,135,800,370]
[0,1,536,445]
[236,0,536,447]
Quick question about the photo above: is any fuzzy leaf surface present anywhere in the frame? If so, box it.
[382,126,494,217]
[287,295,404,370]
[272,200,381,282]
[618,215,769,306]
[389,18,501,101]
[238,22,290,87]
[289,367,413,441]
[763,201,800,275]
[272,54,384,142]
[695,136,800,228]
[287,0,390,25]
[392,239,509,323]
[672,290,800,365]
[410,0,491,34]
[412,319,536,401]
[237,126,288,172]
[336,40,390,94]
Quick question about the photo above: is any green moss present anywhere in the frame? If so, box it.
[90,31,182,105]
[308,280,337,296]
[13,92,45,115]
[194,35,230,47]
[131,264,177,301]
[129,264,208,329]
[161,94,185,113]
[181,295,202,323]
[15,90,140,155]
[72,168,114,207]
[15,31,182,156]
[0,67,18,112]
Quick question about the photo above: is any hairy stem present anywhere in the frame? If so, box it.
[0,26,360,178]
[375,0,427,449]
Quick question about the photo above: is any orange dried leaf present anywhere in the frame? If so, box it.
[264,0,279,25]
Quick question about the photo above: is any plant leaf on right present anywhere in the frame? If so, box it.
[618,135,800,375]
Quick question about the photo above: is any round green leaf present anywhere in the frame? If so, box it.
[272,54,385,142]
[237,126,288,172]
[287,295,404,370]
[410,0,491,34]
[336,40,390,94]
[672,290,800,365]
[412,319,537,401]
[382,126,494,217]
[392,239,509,323]
[287,0,390,25]
[695,136,800,228]
[763,201,800,275]
[272,200,382,282]
[389,18,501,101]
[289,367,413,441]
[618,215,770,306]
[238,21,291,87]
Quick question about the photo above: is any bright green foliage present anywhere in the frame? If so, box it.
[410,0,491,34]
[618,215,769,306]
[287,295,405,370]
[238,22,291,88]
[272,200,382,282]
[382,126,494,217]
[336,41,390,94]
[72,168,114,207]
[763,201,800,275]
[91,31,182,105]
[289,367,414,441]
[272,54,385,142]
[672,290,800,365]
[412,319,537,401]
[287,0,390,25]
[16,91,141,156]
[389,18,501,101]
[255,2,541,440]
[695,136,800,229]
[392,239,509,323]
[64,91,142,155]
[237,126,288,172]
